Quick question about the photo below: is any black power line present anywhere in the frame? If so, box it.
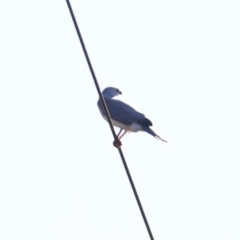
[65,1,155,239]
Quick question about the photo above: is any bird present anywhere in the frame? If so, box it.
[97,87,167,148]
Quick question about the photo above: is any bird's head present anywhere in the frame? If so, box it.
[102,87,122,98]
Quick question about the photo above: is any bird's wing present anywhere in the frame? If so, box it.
[98,98,145,125]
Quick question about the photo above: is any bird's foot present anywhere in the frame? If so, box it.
[113,139,122,149]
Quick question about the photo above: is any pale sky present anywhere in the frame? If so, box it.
[0,1,240,239]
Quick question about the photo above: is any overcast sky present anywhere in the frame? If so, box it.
[1,1,240,239]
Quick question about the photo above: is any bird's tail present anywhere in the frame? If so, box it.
[141,126,167,142]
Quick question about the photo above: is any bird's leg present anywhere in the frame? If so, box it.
[118,130,127,139]
[117,129,123,138]
[113,129,123,148]
[113,129,128,148]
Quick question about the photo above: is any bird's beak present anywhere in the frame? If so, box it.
[119,91,122,94]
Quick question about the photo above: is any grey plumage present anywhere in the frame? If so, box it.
[98,97,146,125]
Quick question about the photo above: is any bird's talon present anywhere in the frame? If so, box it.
[113,139,122,148]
